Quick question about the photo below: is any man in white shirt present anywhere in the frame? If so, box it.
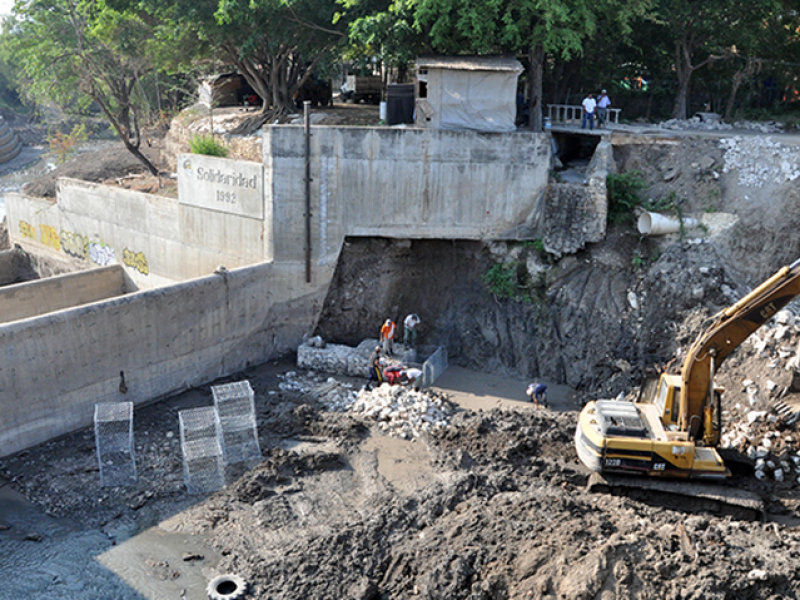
[403,313,420,347]
[597,90,611,128]
[581,93,596,130]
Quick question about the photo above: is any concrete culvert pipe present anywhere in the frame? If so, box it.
[207,574,247,600]
[637,212,698,236]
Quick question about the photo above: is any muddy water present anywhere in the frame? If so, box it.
[432,365,577,413]
[0,482,220,600]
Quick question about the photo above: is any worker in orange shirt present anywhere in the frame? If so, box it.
[380,318,396,356]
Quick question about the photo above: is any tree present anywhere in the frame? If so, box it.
[10,0,160,174]
[145,0,347,120]
[411,0,651,130]
[343,0,428,84]
[650,0,783,120]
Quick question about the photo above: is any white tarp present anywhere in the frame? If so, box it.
[439,70,520,133]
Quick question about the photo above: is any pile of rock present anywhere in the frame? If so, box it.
[275,370,453,437]
[351,384,453,439]
[276,371,358,411]
[658,117,782,133]
[720,136,800,187]
[719,310,800,485]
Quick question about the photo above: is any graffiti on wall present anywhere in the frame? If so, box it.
[60,230,90,260]
[16,219,149,276]
[123,248,149,275]
[19,221,35,239]
[88,242,116,266]
[40,225,61,251]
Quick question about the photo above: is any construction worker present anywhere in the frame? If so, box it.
[380,318,396,356]
[526,382,548,407]
[368,346,384,387]
[403,313,421,347]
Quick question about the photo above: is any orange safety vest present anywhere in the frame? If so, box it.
[381,321,396,340]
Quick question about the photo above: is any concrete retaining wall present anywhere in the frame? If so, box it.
[6,178,267,290]
[0,261,322,457]
[265,126,551,267]
[0,265,126,325]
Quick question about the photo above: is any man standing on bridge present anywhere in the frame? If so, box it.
[581,93,596,130]
[597,90,611,128]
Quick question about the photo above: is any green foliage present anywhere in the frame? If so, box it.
[530,238,546,254]
[9,0,160,174]
[189,135,228,157]
[631,253,646,269]
[482,263,518,299]
[47,123,89,164]
[607,170,647,225]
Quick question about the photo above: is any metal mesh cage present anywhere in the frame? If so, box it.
[94,402,137,487]
[422,345,448,388]
[211,380,261,464]
[179,407,225,495]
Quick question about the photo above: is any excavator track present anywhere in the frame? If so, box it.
[587,472,765,522]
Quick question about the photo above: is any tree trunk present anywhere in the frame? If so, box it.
[527,44,544,131]
[93,93,159,175]
[672,40,692,120]
[724,76,743,122]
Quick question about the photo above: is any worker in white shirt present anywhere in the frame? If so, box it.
[581,93,596,130]
[597,90,611,128]
[403,313,421,347]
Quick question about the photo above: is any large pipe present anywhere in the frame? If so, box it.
[637,212,698,236]
[304,101,312,284]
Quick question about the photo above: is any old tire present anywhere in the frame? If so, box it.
[207,574,247,600]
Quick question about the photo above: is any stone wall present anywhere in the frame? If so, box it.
[543,139,613,256]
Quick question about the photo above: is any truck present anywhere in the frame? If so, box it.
[342,75,382,105]
[575,258,800,515]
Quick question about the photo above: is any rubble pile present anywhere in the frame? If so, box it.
[719,309,800,485]
[721,136,800,187]
[659,117,782,133]
[276,371,358,411]
[351,384,453,439]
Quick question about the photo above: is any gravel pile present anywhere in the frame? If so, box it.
[720,136,800,187]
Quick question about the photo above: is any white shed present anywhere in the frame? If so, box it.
[415,55,523,133]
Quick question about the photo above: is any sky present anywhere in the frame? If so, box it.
[0,0,12,16]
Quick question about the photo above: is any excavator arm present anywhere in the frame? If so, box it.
[679,258,800,439]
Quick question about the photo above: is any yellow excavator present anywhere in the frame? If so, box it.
[575,258,800,513]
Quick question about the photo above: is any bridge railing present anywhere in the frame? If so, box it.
[546,104,621,125]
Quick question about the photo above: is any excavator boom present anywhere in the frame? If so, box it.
[679,257,800,437]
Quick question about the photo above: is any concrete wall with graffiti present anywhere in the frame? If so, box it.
[5,176,267,290]
[0,265,126,325]
[0,261,322,458]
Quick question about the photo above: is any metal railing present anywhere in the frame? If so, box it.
[546,104,621,125]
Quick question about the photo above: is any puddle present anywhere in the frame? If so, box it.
[0,483,220,599]
[97,524,221,600]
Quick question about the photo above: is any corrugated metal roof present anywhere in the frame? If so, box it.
[416,55,523,72]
